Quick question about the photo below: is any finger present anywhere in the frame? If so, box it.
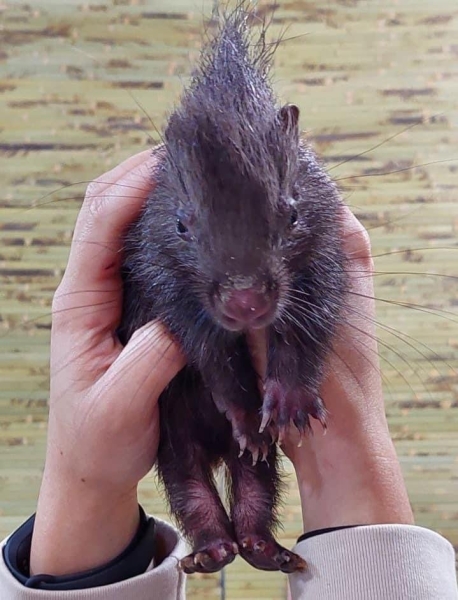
[67,148,161,286]
[320,204,380,417]
[86,148,155,197]
[106,321,185,404]
[340,204,373,264]
[339,204,375,299]
[53,148,162,332]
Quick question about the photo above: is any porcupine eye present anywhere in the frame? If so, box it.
[289,206,298,227]
[176,211,193,242]
[176,219,188,235]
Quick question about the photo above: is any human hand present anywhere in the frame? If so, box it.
[30,149,185,576]
[249,206,414,533]
[284,206,414,531]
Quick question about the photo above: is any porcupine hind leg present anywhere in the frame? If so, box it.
[227,444,307,573]
[157,368,237,574]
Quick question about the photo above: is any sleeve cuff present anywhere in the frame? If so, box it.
[290,524,458,600]
[2,505,157,591]
[297,524,363,543]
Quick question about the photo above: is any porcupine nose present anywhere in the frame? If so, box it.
[221,289,271,324]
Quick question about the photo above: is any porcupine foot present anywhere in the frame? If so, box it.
[225,404,273,464]
[238,533,306,574]
[260,379,327,444]
[180,539,239,574]
[228,446,307,573]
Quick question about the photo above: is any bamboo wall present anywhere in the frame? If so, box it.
[0,1,457,598]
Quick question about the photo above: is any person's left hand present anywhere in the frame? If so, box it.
[30,149,185,576]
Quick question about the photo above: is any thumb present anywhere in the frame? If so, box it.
[108,321,185,403]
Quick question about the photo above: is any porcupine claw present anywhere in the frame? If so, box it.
[277,425,287,447]
[251,447,259,466]
[316,399,328,433]
[259,410,271,434]
[181,540,238,574]
[293,414,310,447]
[238,434,248,457]
[237,534,307,574]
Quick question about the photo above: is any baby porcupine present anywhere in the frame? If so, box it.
[119,4,347,574]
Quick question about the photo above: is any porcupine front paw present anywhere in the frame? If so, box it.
[180,539,239,574]
[238,533,306,574]
[226,405,273,464]
[260,379,327,443]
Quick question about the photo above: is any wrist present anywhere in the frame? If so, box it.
[30,468,140,576]
[293,428,414,532]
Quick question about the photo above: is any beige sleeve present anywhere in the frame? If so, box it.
[0,518,188,600]
[289,524,458,600]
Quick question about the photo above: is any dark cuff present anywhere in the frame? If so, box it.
[3,505,156,590]
[297,524,363,544]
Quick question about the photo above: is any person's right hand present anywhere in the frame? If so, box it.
[284,206,414,532]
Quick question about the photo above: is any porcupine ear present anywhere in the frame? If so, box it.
[278,104,300,133]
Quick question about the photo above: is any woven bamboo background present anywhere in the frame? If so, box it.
[0,0,457,598]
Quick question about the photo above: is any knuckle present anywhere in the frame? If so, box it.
[84,175,107,202]
[86,191,110,222]
[84,180,99,200]
[348,221,372,261]
[51,289,64,316]
[342,211,375,274]
[51,284,70,320]
[83,179,112,223]
[356,225,372,256]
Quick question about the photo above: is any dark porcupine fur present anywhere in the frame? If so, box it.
[119,3,347,574]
